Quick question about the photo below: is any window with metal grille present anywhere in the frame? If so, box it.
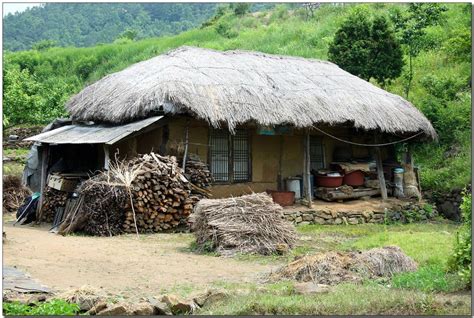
[310,136,325,171]
[209,129,250,183]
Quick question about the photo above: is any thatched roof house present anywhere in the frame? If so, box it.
[67,46,436,139]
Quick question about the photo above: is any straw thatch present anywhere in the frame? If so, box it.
[67,46,436,139]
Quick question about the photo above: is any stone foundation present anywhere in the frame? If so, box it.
[424,184,471,222]
[283,199,437,225]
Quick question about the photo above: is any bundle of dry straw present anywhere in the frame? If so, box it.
[269,246,417,285]
[3,175,31,214]
[191,192,297,256]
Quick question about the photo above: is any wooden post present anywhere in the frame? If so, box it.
[305,133,312,208]
[278,135,283,191]
[375,146,388,200]
[37,144,49,221]
[103,144,110,170]
[182,121,189,170]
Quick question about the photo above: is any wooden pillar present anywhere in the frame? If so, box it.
[182,121,189,170]
[305,132,312,208]
[103,144,110,170]
[375,146,388,200]
[277,135,283,191]
[37,144,49,221]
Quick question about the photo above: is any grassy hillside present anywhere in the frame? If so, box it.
[3,3,471,192]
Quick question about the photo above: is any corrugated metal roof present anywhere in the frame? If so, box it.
[24,116,164,145]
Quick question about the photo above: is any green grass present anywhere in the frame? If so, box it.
[3,299,81,316]
[3,162,24,177]
[392,264,465,292]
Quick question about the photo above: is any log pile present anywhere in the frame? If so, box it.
[3,175,31,214]
[58,153,201,236]
[184,159,213,190]
[123,153,193,233]
[39,187,68,222]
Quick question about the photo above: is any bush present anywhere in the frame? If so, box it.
[448,192,472,287]
[3,299,80,315]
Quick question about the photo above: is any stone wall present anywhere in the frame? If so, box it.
[424,184,471,222]
[283,200,437,225]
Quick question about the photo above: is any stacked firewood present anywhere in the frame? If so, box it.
[3,175,31,214]
[184,159,213,189]
[123,153,193,233]
[39,187,68,222]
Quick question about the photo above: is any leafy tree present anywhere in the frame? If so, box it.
[118,28,138,41]
[391,3,448,98]
[328,9,372,81]
[32,39,57,51]
[328,10,403,86]
[230,3,251,16]
[369,16,404,87]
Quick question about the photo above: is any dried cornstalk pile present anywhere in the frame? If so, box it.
[191,192,297,256]
[39,187,68,222]
[268,246,417,285]
[3,175,31,214]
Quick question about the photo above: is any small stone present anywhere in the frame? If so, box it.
[295,216,302,223]
[299,221,310,226]
[87,301,107,315]
[161,294,196,314]
[334,218,342,225]
[294,282,331,295]
[27,294,47,306]
[132,302,155,315]
[147,297,172,315]
[302,214,313,221]
[97,303,130,316]
[348,218,358,225]
[314,217,326,224]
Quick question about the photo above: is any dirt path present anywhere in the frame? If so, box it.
[3,220,275,298]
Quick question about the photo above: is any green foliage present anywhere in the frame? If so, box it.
[32,39,57,51]
[231,3,251,16]
[391,264,465,292]
[118,28,139,41]
[328,9,403,85]
[328,9,372,80]
[3,299,81,315]
[215,20,238,39]
[448,193,472,286]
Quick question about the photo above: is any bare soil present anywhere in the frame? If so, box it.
[3,219,275,299]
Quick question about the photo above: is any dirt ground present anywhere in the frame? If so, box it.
[3,219,275,299]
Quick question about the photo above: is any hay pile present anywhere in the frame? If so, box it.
[3,175,31,214]
[191,193,297,256]
[269,246,417,285]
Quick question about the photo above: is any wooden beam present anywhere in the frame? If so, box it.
[305,133,312,208]
[36,144,49,221]
[182,120,189,170]
[103,144,110,170]
[375,146,388,200]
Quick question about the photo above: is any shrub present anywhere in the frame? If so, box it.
[3,299,80,315]
[448,192,472,287]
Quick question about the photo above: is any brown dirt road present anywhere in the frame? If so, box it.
[3,219,275,299]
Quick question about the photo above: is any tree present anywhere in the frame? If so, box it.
[118,28,138,41]
[328,11,403,86]
[391,3,448,98]
[230,3,251,16]
[32,39,57,51]
[328,10,372,81]
[369,16,404,87]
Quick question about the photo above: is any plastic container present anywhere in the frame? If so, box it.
[393,168,405,198]
[315,174,343,187]
[271,191,295,207]
[343,170,365,186]
[286,177,302,199]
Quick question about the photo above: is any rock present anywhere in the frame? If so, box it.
[147,297,172,315]
[131,302,155,315]
[71,295,105,311]
[276,243,289,254]
[161,294,197,314]
[294,282,331,295]
[348,218,358,225]
[193,289,228,308]
[27,294,47,306]
[87,301,107,315]
[299,221,310,226]
[97,303,130,316]
[294,216,302,223]
[302,214,313,221]
[313,217,326,224]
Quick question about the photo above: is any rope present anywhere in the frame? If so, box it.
[310,125,424,147]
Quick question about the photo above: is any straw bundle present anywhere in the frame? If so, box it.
[3,175,31,214]
[67,46,436,139]
[269,246,417,285]
[191,192,297,256]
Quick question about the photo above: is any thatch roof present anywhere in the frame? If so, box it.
[66,46,436,139]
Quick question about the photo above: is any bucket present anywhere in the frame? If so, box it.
[286,178,302,199]
[343,170,365,186]
[271,191,295,207]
